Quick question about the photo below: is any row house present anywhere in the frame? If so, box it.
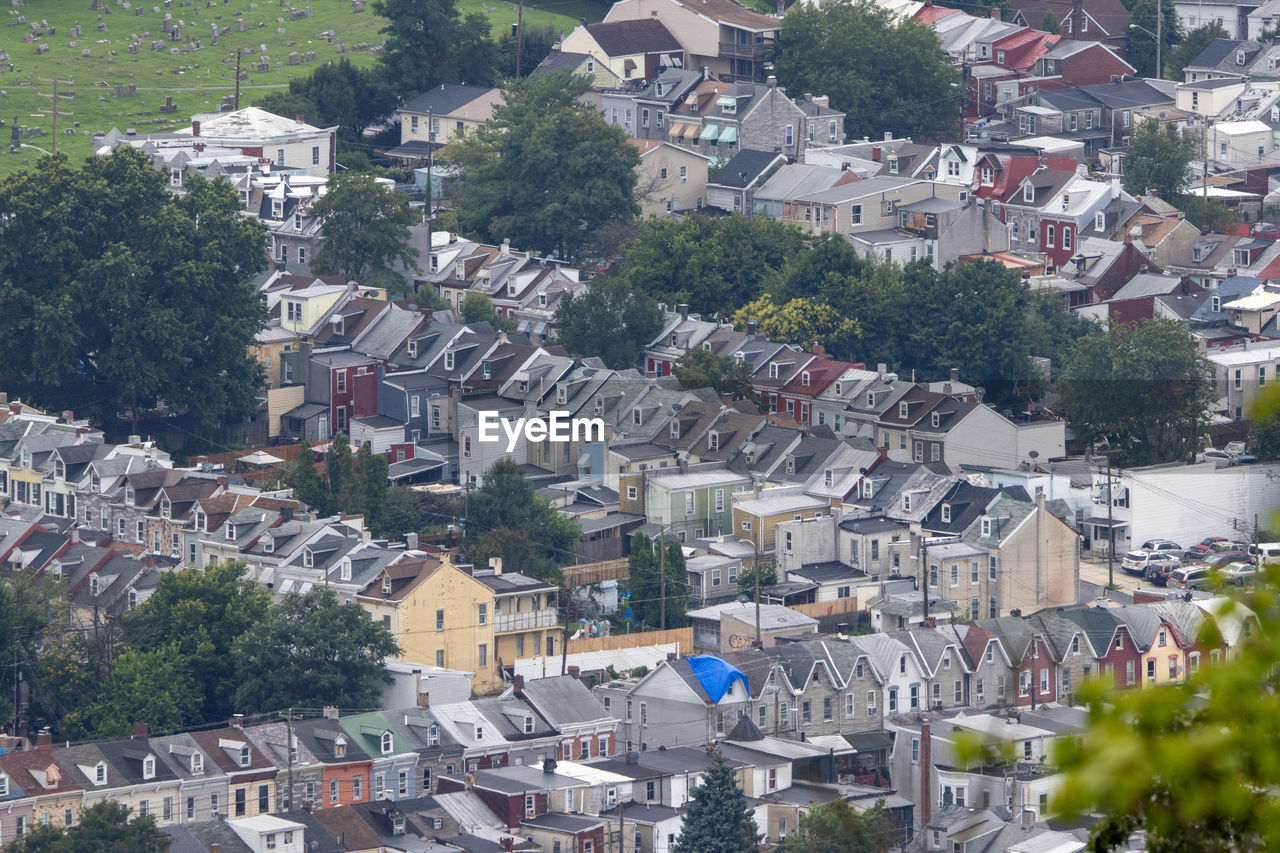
[644,304,735,377]
[560,19,686,85]
[602,0,782,83]
[1000,169,1118,270]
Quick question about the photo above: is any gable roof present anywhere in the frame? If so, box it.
[585,19,682,55]
[709,149,786,189]
[402,84,499,116]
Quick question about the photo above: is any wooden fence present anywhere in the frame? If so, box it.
[566,626,692,655]
[562,558,629,587]
[788,597,861,619]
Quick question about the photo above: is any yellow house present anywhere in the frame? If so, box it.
[0,743,84,842]
[732,493,830,554]
[398,85,504,148]
[631,138,713,218]
[358,552,561,695]
[1139,617,1187,686]
[273,282,349,339]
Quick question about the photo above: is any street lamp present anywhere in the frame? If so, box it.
[1130,16,1162,80]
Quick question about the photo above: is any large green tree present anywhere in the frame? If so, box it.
[1165,23,1229,81]
[673,750,762,853]
[553,276,663,370]
[1121,119,1194,202]
[78,644,203,739]
[374,0,499,94]
[0,574,64,734]
[461,291,518,332]
[1126,0,1183,79]
[0,149,268,430]
[349,441,392,534]
[310,172,420,287]
[119,560,271,722]
[626,534,689,629]
[2,801,170,853]
[451,70,639,262]
[1052,574,1280,850]
[774,0,961,141]
[232,586,400,712]
[778,799,899,853]
[461,459,581,581]
[255,58,396,146]
[674,348,758,402]
[1058,318,1213,467]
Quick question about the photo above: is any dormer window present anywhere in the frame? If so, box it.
[519,380,528,393]
[444,351,455,371]
[474,724,484,741]
[381,732,394,755]
[225,523,236,542]
[801,371,810,387]
[866,392,875,406]
[143,756,156,780]
[195,511,206,533]
[192,753,203,775]
[708,430,719,451]
[524,716,534,734]
[941,503,951,523]
[785,456,795,475]
[769,363,780,379]
[125,484,136,505]
[0,773,9,796]
[334,738,347,759]
[303,548,314,568]
[538,293,548,307]
[95,762,106,784]
[54,458,65,480]
[294,212,303,230]
[931,412,940,428]
[407,340,418,359]
[482,362,492,380]
[263,537,275,554]
[89,576,101,597]
[455,260,465,278]
[1212,295,1221,312]
[595,396,604,415]
[824,469,833,486]
[671,333,679,347]
[382,575,392,595]
[981,166,993,185]
[557,385,567,404]
[888,155,899,174]
[91,471,101,493]
[428,724,439,746]
[1238,50,1247,65]
[669,421,680,439]
[160,498,171,519]
[1023,183,1034,203]
[1095,210,1106,231]
[633,408,642,425]
[861,479,873,499]
[902,492,912,512]
[899,402,909,418]
[240,746,251,767]
[981,517,992,537]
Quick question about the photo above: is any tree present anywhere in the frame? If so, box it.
[309,172,420,287]
[119,561,271,723]
[325,432,354,511]
[0,149,268,431]
[498,23,559,78]
[1057,318,1213,467]
[673,750,762,853]
[673,348,758,402]
[461,459,581,580]
[2,801,171,853]
[460,291,517,332]
[774,0,961,141]
[736,560,778,600]
[450,70,640,262]
[1126,0,1182,78]
[626,535,690,629]
[374,0,499,94]
[1040,11,1061,33]
[79,644,203,739]
[778,799,899,853]
[380,485,428,539]
[255,59,395,146]
[734,296,861,359]
[1121,119,1194,201]
[1051,574,1280,850]
[31,633,107,740]
[350,441,391,532]
[553,276,663,369]
[1166,23,1229,80]
[232,586,400,712]
[1180,194,1236,234]
[1248,383,1280,461]
[0,574,64,734]
[285,440,329,514]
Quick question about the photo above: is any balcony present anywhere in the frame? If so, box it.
[494,608,558,634]
[718,39,774,61]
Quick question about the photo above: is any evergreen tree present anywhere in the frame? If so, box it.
[626,535,690,629]
[325,433,353,511]
[673,750,762,853]
[287,440,329,514]
[350,441,390,531]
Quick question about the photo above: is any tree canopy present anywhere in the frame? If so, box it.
[778,799,899,853]
[0,148,268,430]
[1125,0,1183,78]
[1120,119,1195,202]
[2,801,171,853]
[232,586,400,712]
[1057,318,1213,467]
[774,0,961,141]
[1052,574,1280,851]
[374,0,499,94]
[674,750,762,853]
[626,534,690,629]
[1166,22,1229,80]
[461,459,582,582]
[309,172,421,288]
[450,70,639,262]
[553,275,663,370]
[673,348,758,402]
[254,58,395,146]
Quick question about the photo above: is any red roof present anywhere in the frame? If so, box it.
[778,359,858,397]
[915,4,960,23]
[1254,253,1280,280]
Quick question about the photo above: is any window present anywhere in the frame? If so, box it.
[235,788,247,816]
[888,687,898,712]
[911,738,921,762]
[909,684,919,709]
[1127,659,1136,684]
[330,779,340,804]
[1063,227,1072,250]
[685,491,695,516]
[478,603,487,626]
[767,768,778,791]
[1169,656,1179,679]
[382,731,394,755]
[1046,224,1055,247]
[479,644,487,666]
[850,203,862,225]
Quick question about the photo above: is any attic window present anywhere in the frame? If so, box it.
[382,575,392,595]
[475,724,484,741]
[557,385,567,404]
[482,362,492,380]
[225,523,237,542]
[785,456,795,475]
[444,351,455,371]
[633,409,643,425]
[670,421,680,439]
[54,457,65,480]
[428,725,439,746]
[1238,50,1247,65]
[931,412,940,428]
[1095,211,1105,231]
[303,548,314,568]
[239,746,251,768]
[824,468,833,486]
[95,763,106,784]
[866,392,875,406]
[981,517,992,536]
[861,479,873,498]
[1023,183,1034,203]
[143,756,156,780]
[801,371,811,387]
[381,732,394,755]
[126,484,136,505]
[671,333,679,347]
[899,402,909,418]
[981,167,993,185]
[334,739,346,759]
[524,716,535,734]
[407,340,418,359]
[89,576,101,597]
[941,503,951,523]
[595,396,604,415]
[902,493,912,512]
[263,537,275,554]
[192,753,203,775]
[769,363,780,379]
[708,431,719,451]
[1212,295,1222,312]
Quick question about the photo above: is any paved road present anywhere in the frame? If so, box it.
[1080,551,1149,595]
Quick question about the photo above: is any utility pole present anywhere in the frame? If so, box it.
[1156,0,1162,82]
[1105,454,1115,588]
[425,106,434,238]
[282,708,298,810]
[754,541,761,645]
[658,526,667,631]
[36,77,73,156]
[514,0,525,80]
[235,50,242,110]
[920,533,929,623]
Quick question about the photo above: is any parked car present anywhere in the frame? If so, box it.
[1122,550,1180,576]
[1140,539,1185,558]
[1168,567,1212,590]
[1143,556,1183,586]
[1187,536,1229,558]
[1199,448,1236,464]
[1215,540,1251,553]
[1249,542,1280,562]
[1195,551,1252,571]
[1220,561,1257,585]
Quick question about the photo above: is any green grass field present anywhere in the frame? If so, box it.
[0,0,600,176]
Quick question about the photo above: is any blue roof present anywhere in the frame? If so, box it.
[1192,275,1260,322]
[686,654,748,703]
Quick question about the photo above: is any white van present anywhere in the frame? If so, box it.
[1248,542,1280,562]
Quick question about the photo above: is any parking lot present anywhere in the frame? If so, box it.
[1080,551,1154,595]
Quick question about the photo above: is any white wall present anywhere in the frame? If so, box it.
[1118,461,1280,552]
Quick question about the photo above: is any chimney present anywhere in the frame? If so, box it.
[568,665,581,678]
[677,303,689,320]
[991,6,1000,19]
[503,840,515,853]
[884,131,893,142]
[8,402,20,414]
[812,343,827,359]
[210,846,221,853]
[37,729,52,754]
[501,237,511,257]
[544,757,558,774]
[61,410,74,423]
[767,75,778,89]
[920,721,932,823]
[490,556,503,575]
[406,532,419,550]
[722,393,734,406]
[192,119,200,136]
[813,95,829,108]
[132,722,149,740]
[871,146,882,162]
[295,114,306,123]
[513,674,524,695]
[950,367,959,383]
[230,713,245,729]
[747,319,758,337]
[323,705,340,720]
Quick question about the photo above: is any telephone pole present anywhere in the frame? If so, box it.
[1105,454,1115,588]
[235,49,242,110]
[281,708,299,809]
[658,526,667,631]
[36,77,74,156]
[514,0,525,79]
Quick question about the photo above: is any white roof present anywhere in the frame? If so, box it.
[1207,343,1280,365]
[647,468,747,489]
[687,601,817,628]
[1020,105,1060,117]
[230,815,306,833]
[1215,120,1272,135]
[512,644,682,679]
[733,494,828,515]
[185,106,329,139]
[1223,288,1280,310]
[1006,831,1088,853]
[543,759,633,786]
[947,711,1055,742]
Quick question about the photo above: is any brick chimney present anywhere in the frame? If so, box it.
[513,674,524,695]
[990,7,1000,19]
[132,722,148,739]
[920,721,932,824]
[192,120,200,137]
[37,729,52,754]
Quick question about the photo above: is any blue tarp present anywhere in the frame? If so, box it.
[686,654,749,704]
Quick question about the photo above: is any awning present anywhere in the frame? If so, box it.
[278,578,295,595]
[1082,516,1129,528]
[577,453,591,467]
[624,58,638,71]
[720,126,738,144]
[668,122,689,139]
[844,731,894,752]
[534,322,549,336]
[517,319,532,333]
[700,124,720,141]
